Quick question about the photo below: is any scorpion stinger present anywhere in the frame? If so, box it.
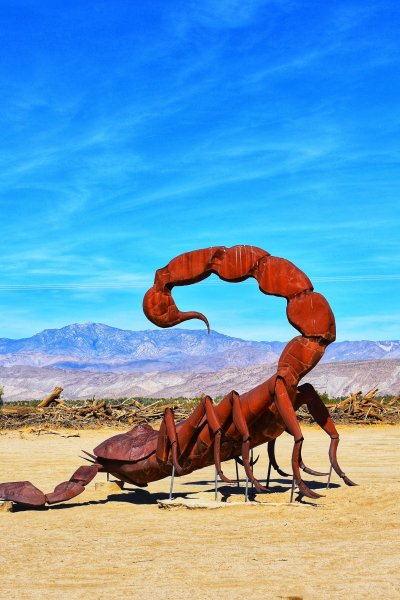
[0,245,356,509]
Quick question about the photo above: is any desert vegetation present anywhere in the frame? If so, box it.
[0,387,398,430]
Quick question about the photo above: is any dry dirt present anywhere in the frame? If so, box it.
[0,425,399,600]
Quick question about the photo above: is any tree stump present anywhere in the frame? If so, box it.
[37,387,64,408]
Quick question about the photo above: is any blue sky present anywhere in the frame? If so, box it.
[0,0,399,341]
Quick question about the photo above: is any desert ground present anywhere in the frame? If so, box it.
[0,425,399,600]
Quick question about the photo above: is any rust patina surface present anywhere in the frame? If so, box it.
[0,245,356,507]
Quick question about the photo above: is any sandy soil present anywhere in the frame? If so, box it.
[0,425,399,600]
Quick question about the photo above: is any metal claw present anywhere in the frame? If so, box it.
[341,474,358,486]
[0,481,46,507]
[297,479,324,499]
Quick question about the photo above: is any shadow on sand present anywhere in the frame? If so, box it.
[13,475,339,511]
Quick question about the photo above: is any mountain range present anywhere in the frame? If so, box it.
[0,323,398,400]
[0,359,398,401]
[0,322,399,373]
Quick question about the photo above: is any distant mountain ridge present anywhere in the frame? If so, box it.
[0,322,399,373]
[1,359,399,401]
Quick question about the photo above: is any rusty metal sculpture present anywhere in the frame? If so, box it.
[0,245,356,508]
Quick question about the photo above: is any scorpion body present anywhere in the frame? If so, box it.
[0,245,356,508]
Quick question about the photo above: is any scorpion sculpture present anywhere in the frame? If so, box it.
[0,245,356,508]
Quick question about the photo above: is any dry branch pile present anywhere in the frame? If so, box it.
[298,388,400,424]
[331,389,400,423]
[1,387,399,431]
[0,398,193,431]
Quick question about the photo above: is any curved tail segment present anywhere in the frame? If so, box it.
[143,245,272,332]
[143,245,336,340]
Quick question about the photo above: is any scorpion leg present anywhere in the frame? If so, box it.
[299,447,329,477]
[296,383,357,486]
[204,396,233,484]
[156,408,184,475]
[295,432,329,477]
[231,391,268,492]
[161,394,232,482]
[267,436,325,481]
[275,378,323,499]
[267,439,290,478]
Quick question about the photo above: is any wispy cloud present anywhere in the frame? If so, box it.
[174,0,291,31]
[0,2,398,339]
[0,273,397,292]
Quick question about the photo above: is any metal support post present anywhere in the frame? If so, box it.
[290,476,295,503]
[326,465,333,489]
[250,449,254,494]
[169,465,175,500]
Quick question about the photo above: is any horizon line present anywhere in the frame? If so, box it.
[1,321,398,344]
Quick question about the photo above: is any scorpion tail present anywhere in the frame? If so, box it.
[0,464,100,508]
[143,245,269,333]
[143,246,222,332]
